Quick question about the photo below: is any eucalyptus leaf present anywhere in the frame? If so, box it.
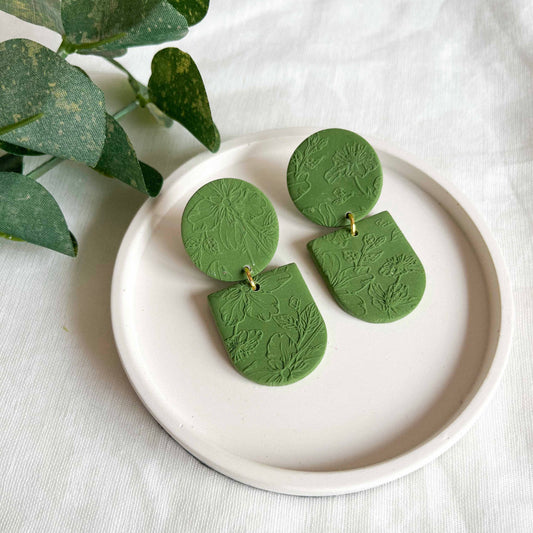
[169,0,209,26]
[0,0,63,34]
[0,114,44,156]
[61,0,157,44]
[62,0,187,50]
[96,2,188,51]
[77,48,127,59]
[0,154,23,173]
[139,161,164,196]
[0,39,107,166]
[148,47,219,151]
[93,114,162,196]
[0,172,77,256]
[0,141,43,156]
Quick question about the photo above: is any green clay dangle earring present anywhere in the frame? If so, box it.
[287,128,426,323]
[181,178,327,386]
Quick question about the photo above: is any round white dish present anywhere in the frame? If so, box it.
[111,128,512,496]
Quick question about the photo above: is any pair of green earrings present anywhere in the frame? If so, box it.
[181,129,426,387]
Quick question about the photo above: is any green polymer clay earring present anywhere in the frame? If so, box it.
[287,128,426,323]
[181,178,327,386]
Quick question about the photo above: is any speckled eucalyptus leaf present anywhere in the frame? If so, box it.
[0,113,43,136]
[0,154,22,173]
[168,0,209,25]
[148,47,219,152]
[0,39,106,166]
[0,172,77,256]
[0,0,63,34]
[0,115,44,156]
[93,114,162,197]
[61,0,187,50]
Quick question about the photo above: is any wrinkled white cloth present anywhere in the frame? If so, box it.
[1,1,532,531]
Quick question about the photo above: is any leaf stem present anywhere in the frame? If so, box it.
[57,37,74,58]
[0,113,43,136]
[112,100,140,120]
[104,57,131,76]
[26,156,62,180]
[102,57,151,107]
[26,102,140,180]
[73,33,126,51]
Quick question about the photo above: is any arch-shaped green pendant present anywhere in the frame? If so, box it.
[208,263,328,386]
[308,211,426,323]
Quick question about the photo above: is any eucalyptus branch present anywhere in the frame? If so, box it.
[26,156,62,180]
[56,38,71,59]
[112,100,140,120]
[26,101,141,180]
[104,56,131,76]
[0,2,216,256]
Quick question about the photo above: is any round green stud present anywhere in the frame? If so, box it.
[287,128,383,227]
[181,178,279,281]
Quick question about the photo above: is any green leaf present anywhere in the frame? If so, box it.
[98,2,188,51]
[139,161,164,196]
[168,0,209,25]
[0,141,43,156]
[0,0,63,34]
[0,115,44,156]
[93,114,162,196]
[77,48,127,59]
[148,47,220,152]
[0,39,107,166]
[0,172,77,256]
[0,154,22,173]
[61,0,187,50]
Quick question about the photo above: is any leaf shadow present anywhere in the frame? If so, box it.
[69,180,146,401]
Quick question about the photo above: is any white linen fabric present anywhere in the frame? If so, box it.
[0,1,532,531]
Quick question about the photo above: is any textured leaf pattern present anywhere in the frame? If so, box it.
[308,211,425,323]
[94,2,188,51]
[182,179,278,281]
[287,134,328,202]
[149,47,219,151]
[208,263,327,386]
[0,171,77,256]
[61,0,180,45]
[0,39,106,165]
[0,0,63,34]
[287,129,382,227]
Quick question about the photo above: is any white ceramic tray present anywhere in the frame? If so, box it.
[111,128,512,496]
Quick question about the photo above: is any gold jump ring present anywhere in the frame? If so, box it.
[346,212,357,236]
[243,266,257,291]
